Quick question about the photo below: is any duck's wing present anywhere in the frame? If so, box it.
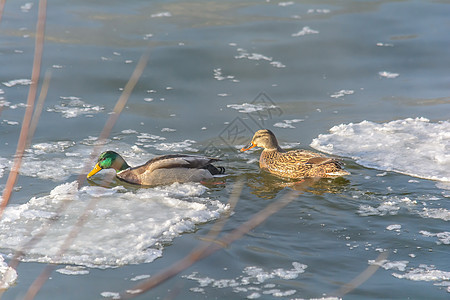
[305,156,337,165]
[117,155,221,184]
[265,150,347,178]
[277,150,325,164]
[286,150,343,166]
[145,154,220,172]
[116,155,220,185]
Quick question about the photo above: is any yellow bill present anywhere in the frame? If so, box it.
[87,163,102,178]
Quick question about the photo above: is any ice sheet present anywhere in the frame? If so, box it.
[0,255,17,290]
[0,182,227,268]
[184,262,307,299]
[311,118,450,181]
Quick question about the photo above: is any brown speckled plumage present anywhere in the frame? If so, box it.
[241,129,349,179]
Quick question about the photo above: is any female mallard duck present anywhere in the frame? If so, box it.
[87,151,225,186]
[241,129,349,179]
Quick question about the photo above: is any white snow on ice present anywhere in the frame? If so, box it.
[0,181,227,268]
[0,255,17,290]
[227,103,278,114]
[184,262,307,299]
[47,97,104,118]
[311,118,450,182]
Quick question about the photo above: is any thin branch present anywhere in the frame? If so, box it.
[0,0,47,219]
[202,179,243,240]
[23,198,100,300]
[23,50,151,300]
[0,0,6,25]
[121,191,298,299]
[27,70,52,147]
[76,50,150,186]
[333,251,389,297]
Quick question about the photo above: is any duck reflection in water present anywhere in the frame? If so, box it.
[245,172,350,199]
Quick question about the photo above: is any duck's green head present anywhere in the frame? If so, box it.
[87,151,130,179]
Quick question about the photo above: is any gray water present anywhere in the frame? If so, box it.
[1,0,449,299]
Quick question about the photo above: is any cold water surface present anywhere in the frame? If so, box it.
[1,0,449,299]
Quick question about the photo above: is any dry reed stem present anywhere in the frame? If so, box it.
[0,0,47,296]
[23,199,100,300]
[154,180,244,300]
[23,51,151,300]
[123,187,385,299]
[27,70,52,147]
[76,50,151,186]
[1,3,148,293]
[0,0,47,219]
[333,251,389,297]
[0,0,5,25]
[121,190,298,299]
[202,179,243,240]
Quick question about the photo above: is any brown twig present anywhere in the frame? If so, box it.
[333,251,389,297]
[0,0,6,25]
[23,50,151,300]
[121,190,298,299]
[23,198,100,300]
[76,50,150,186]
[27,69,52,147]
[7,47,145,270]
[202,179,243,240]
[155,180,244,300]
[0,0,47,219]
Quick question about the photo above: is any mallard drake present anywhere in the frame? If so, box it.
[241,129,349,179]
[87,151,225,186]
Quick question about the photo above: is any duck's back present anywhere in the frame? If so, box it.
[116,154,220,186]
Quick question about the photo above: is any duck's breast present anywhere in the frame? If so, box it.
[259,150,279,170]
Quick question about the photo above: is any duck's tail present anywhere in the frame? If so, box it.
[307,158,350,178]
[322,160,350,177]
[205,164,226,175]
